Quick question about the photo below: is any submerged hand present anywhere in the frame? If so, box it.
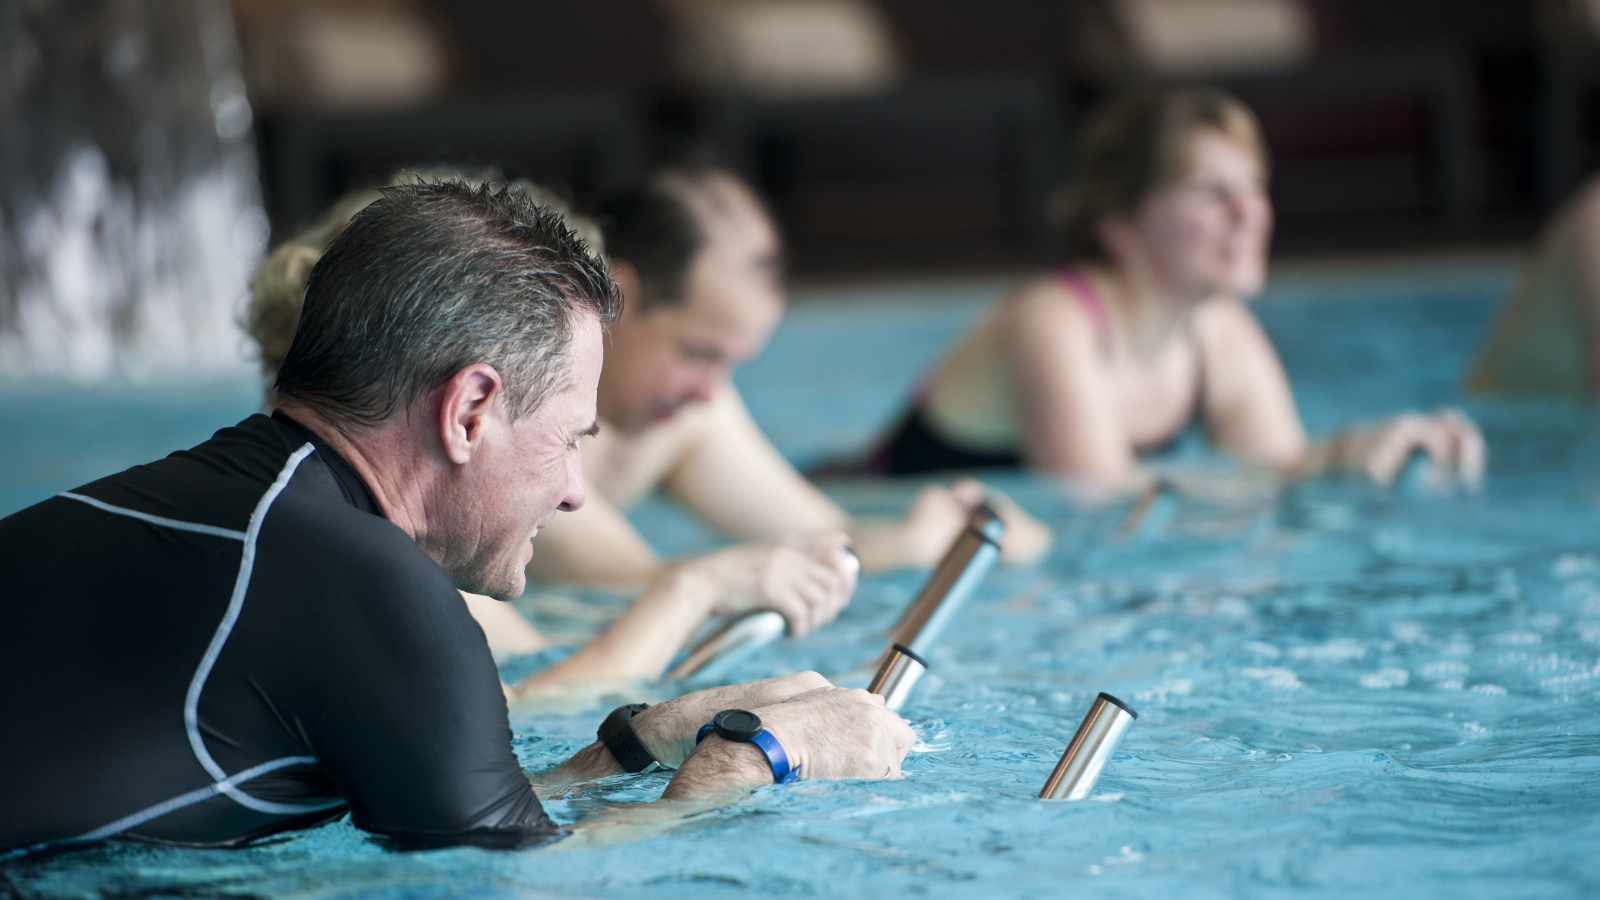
[1332,408,1485,489]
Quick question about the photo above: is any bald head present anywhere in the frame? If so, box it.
[597,167,782,312]
[595,168,787,432]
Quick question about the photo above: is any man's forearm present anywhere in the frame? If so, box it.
[517,565,714,689]
[532,741,625,788]
[660,736,774,801]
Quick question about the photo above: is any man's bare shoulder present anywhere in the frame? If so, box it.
[586,396,723,505]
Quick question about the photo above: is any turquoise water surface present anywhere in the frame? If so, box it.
[6,259,1600,899]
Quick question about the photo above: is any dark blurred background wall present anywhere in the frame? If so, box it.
[238,0,1600,277]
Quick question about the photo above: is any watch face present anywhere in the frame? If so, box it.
[713,708,763,741]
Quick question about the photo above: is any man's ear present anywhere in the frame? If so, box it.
[609,259,643,323]
[436,363,504,465]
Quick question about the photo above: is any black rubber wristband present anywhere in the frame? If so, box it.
[597,703,659,773]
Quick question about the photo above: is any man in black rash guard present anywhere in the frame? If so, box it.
[0,181,913,855]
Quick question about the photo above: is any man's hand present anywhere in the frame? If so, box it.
[661,686,914,801]
[680,532,857,637]
[629,672,832,768]
[1329,408,1486,489]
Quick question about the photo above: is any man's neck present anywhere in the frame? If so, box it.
[275,401,433,542]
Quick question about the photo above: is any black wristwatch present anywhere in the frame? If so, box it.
[694,709,801,784]
[597,703,662,773]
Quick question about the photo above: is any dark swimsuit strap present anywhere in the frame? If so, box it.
[864,267,1207,476]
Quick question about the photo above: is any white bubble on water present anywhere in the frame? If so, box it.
[1215,596,1249,617]
[1390,621,1427,644]
[1290,639,1366,662]
[1554,554,1600,579]
[1470,684,1508,696]
[1420,660,1469,680]
[1239,667,1303,689]
[1243,641,1282,658]
[1437,680,1463,690]
[1135,679,1192,703]
[1360,668,1410,689]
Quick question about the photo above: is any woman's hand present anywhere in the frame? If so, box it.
[857,478,1052,570]
[1326,408,1485,488]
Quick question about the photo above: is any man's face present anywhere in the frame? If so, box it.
[597,178,784,433]
[450,311,603,599]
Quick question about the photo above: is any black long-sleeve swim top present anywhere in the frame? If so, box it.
[0,411,558,853]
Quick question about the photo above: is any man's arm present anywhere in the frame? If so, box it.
[524,490,661,586]
[460,590,548,657]
[514,536,857,691]
[535,674,913,797]
[666,384,1051,572]
[663,383,848,538]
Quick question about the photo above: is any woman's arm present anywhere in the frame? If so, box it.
[1193,296,1309,466]
[1197,297,1485,485]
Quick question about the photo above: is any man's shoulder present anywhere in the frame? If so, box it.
[263,463,450,598]
[33,414,318,535]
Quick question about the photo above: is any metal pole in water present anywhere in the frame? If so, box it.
[888,503,1005,657]
[666,609,788,681]
[1039,692,1138,801]
[866,643,927,711]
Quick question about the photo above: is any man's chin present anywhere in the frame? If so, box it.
[455,563,526,603]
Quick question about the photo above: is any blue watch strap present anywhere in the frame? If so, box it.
[749,729,800,784]
[695,721,801,784]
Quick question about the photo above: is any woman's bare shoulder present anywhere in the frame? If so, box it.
[1003,272,1104,346]
[1193,293,1266,344]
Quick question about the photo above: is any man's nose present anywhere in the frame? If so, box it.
[557,451,587,512]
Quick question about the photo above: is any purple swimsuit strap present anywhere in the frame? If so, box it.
[1055,265,1111,338]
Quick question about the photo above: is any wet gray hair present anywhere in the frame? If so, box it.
[273,180,619,429]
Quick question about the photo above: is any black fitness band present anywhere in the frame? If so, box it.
[597,703,661,773]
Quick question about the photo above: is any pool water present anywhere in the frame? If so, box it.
[8,258,1600,899]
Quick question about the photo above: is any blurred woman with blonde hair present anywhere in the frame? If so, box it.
[871,87,1484,487]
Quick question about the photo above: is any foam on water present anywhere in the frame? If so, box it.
[6,260,1600,898]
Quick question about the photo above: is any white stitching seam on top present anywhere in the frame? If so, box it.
[184,442,339,816]
[57,493,249,542]
[72,754,324,842]
[54,443,345,848]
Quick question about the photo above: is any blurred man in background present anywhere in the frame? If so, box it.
[524,166,1051,596]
